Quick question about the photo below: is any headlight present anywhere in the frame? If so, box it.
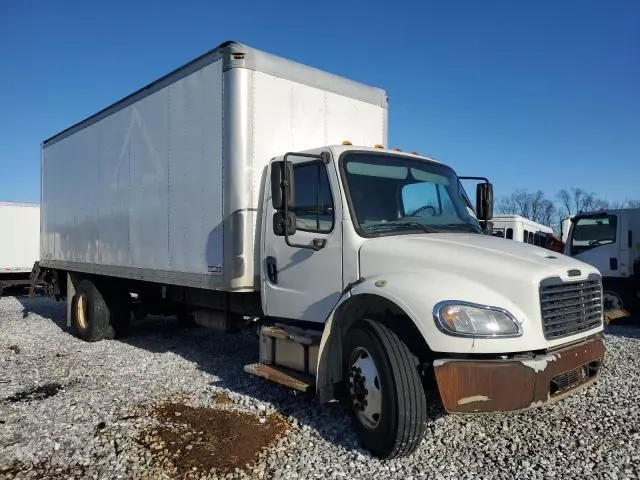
[434,301,522,338]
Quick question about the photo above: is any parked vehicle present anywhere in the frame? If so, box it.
[490,214,553,246]
[32,41,606,459]
[565,208,640,313]
[0,202,40,296]
[561,215,573,244]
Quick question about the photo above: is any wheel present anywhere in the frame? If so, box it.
[343,318,427,459]
[602,278,637,315]
[72,279,128,341]
[603,290,624,312]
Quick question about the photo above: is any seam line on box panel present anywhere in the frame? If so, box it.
[168,86,173,268]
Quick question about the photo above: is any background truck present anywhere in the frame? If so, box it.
[33,41,606,459]
[564,208,640,314]
[0,201,40,296]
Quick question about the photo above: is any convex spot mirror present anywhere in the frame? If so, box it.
[273,211,297,237]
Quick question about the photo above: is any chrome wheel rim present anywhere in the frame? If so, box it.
[349,347,382,430]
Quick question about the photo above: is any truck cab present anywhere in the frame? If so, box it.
[565,209,640,313]
[259,144,605,458]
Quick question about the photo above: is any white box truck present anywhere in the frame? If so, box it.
[565,208,640,313]
[33,41,606,459]
[0,201,40,295]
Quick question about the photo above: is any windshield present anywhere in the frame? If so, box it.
[569,214,617,255]
[341,152,482,237]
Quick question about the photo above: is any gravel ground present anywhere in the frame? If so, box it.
[1,294,640,480]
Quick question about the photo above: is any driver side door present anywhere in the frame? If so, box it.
[261,156,343,323]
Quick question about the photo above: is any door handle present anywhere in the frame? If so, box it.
[266,256,278,284]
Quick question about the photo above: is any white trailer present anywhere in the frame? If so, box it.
[565,208,640,313]
[34,41,606,459]
[490,214,553,247]
[0,202,40,295]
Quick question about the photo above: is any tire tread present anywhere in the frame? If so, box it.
[359,318,428,458]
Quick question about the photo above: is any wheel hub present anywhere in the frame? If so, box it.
[349,347,382,430]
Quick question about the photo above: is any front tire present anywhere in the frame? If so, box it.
[343,318,427,459]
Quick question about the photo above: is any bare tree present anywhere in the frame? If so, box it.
[557,187,607,217]
[499,187,638,232]
[497,190,557,228]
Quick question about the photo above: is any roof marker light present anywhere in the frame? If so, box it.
[374,144,384,149]
[342,140,352,145]
[392,147,402,152]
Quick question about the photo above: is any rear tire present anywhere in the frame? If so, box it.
[343,318,427,459]
[72,279,128,341]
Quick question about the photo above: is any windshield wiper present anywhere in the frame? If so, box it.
[362,222,437,234]
[436,223,483,233]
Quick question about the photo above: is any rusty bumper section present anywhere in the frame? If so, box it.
[433,335,605,413]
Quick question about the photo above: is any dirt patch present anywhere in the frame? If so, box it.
[141,402,288,478]
[7,345,21,354]
[4,382,63,403]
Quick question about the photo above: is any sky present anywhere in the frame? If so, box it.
[1,0,638,206]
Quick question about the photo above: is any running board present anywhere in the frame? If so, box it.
[244,363,314,392]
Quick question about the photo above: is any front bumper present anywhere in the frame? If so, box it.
[433,335,605,413]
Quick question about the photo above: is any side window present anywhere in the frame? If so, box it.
[292,163,334,233]
[524,230,529,243]
[506,228,513,240]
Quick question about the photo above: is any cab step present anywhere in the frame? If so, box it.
[244,363,314,392]
[244,323,322,392]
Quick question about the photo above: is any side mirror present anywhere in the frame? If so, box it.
[476,182,494,221]
[273,211,297,237]
[270,161,295,210]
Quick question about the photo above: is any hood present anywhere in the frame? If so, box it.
[357,233,602,353]
[359,233,599,287]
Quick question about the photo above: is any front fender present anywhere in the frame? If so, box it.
[347,271,531,352]
[315,270,537,402]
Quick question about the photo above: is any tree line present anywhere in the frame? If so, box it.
[497,187,640,231]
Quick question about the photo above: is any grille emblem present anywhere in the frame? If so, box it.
[568,269,581,277]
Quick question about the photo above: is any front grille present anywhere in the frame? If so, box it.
[550,364,591,395]
[539,278,603,340]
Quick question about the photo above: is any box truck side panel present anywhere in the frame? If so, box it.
[41,60,224,287]
[0,203,40,273]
